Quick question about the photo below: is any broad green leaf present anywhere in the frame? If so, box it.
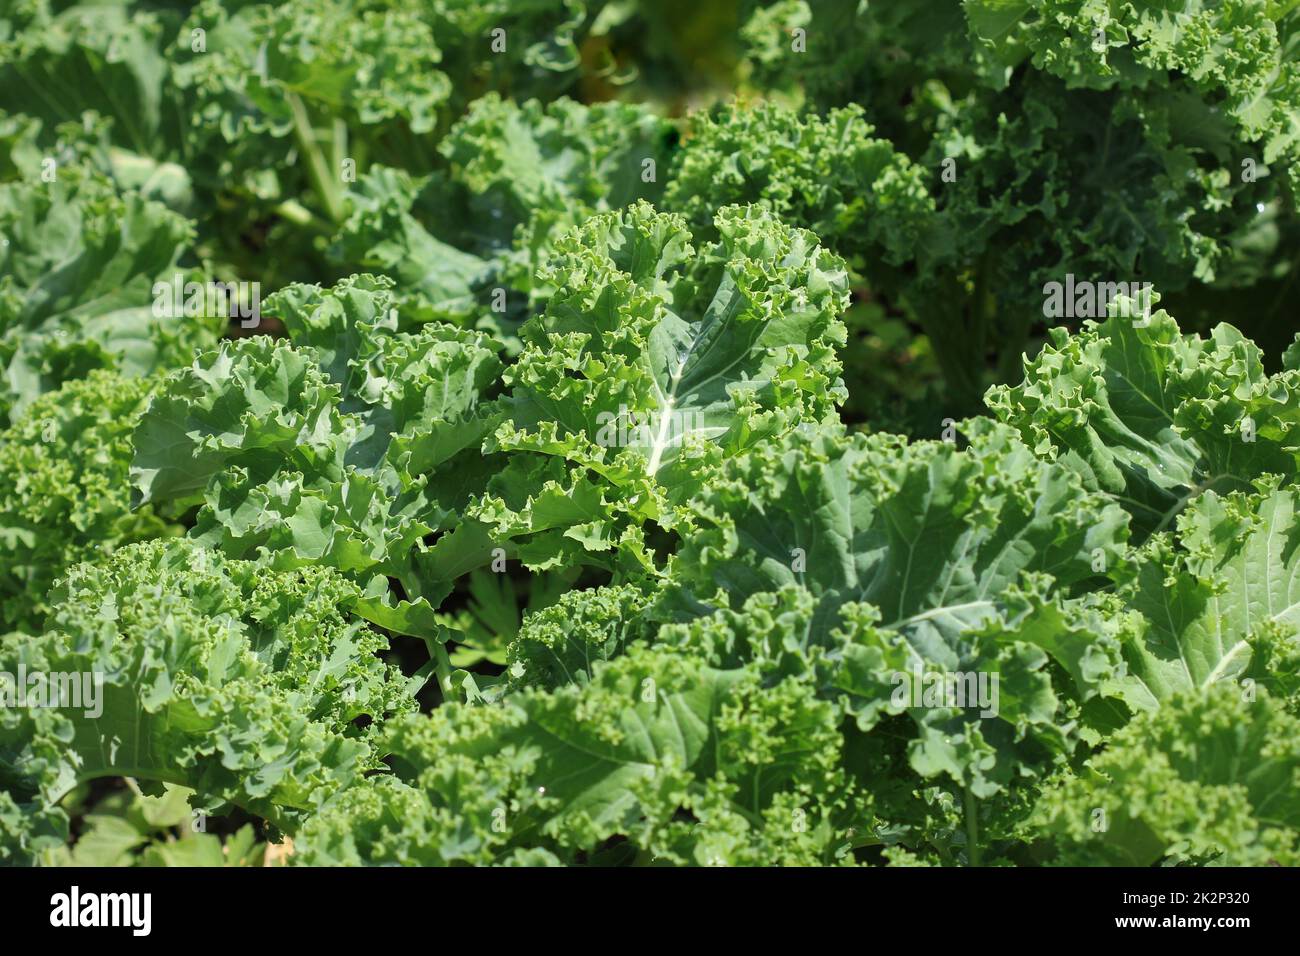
[477,200,850,573]
[1119,480,1300,708]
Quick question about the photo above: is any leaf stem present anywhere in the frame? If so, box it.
[286,91,345,224]
[421,630,457,704]
[906,284,984,411]
[272,198,335,236]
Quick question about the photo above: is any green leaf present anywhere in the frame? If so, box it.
[0,370,172,632]
[1119,480,1300,708]
[989,308,1300,536]
[482,200,850,572]
[1037,685,1300,866]
[295,637,857,866]
[130,275,503,619]
[0,538,415,844]
[0,166,217,423]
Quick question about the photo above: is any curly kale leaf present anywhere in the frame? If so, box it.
[0,371,173,634]
[294,603,860,866]
[665,101,933,273]
[1036,684,1300,866]
[1117,480,1300,708]
[130,274,502,628]
[0,538,415,864]
[656,419,1134,796]
[452,200,849,577]
[330,94,676,332]
[0,163,217,424]
[988,306,1300,536]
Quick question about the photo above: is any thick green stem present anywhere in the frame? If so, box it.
[420,630,456,703]
[432,641,456,702]
[272,198,335,236]
[908,289,984,412]
[286,91,345,224]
